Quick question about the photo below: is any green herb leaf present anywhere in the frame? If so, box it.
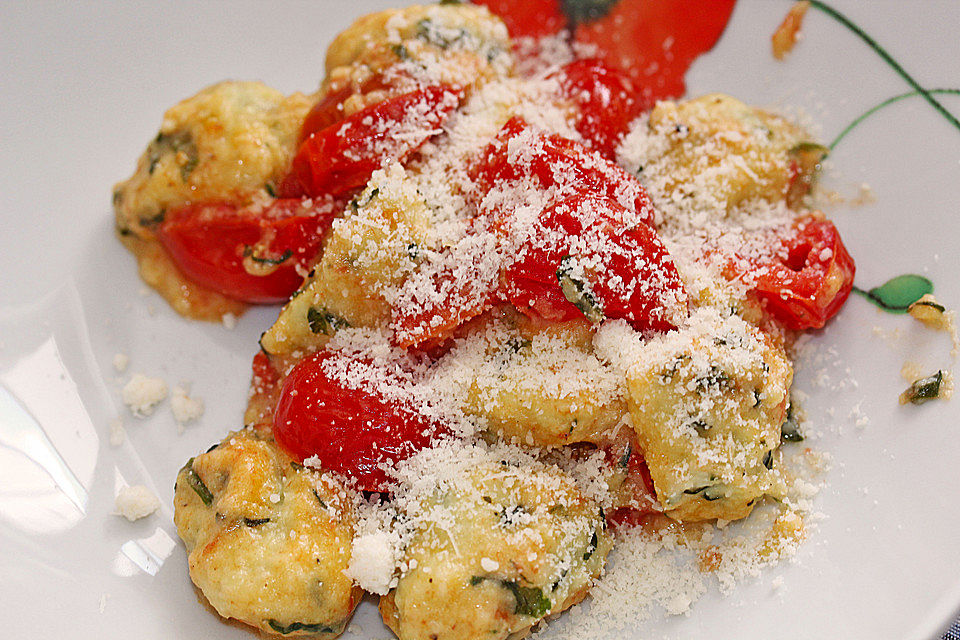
[762,450,774,470]
[407,242,422,262]
[147,130,198,181]
[683,485,724,501]
[138,210,166,228]
[556,255,604,323]
[696,366,732,392]
[900,370,944,405]
[307,307,350,336]
[781,403,804,442]
[618,444,632,469]
[350,187,380,212]
[311,488,327,509]
[244,517,270,527]
[582,531,599,561]
[266,620,335,635]
[506,336,531,353]
[560,0,619,25]
[244,247,293,266]
[182,458,213,506]
[502,581,551,618]
[854,274,933,313]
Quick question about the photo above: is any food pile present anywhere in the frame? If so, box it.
[113,2,854,638]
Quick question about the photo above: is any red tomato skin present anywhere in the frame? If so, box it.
[557,58,644,158]
[298,74,400,144]
[273,351,444,492]
[286,85,462,200]
[156,199,337,304]
[391,268,498,349]
[471,117,656,227]
[748,219,856,330]
[503,194,686,332]
[471,0,566,39]
[298,84,356,144]
[574,0,737,104]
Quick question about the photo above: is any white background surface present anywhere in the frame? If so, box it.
[1,1,959,638]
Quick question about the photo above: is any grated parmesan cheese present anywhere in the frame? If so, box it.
[112,352,129,372]
[121,373,168,417]
[115,484,160,521]
[346,531,399,595]
[170,383,204,428]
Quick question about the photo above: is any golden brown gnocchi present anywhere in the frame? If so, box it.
[380,450,610,640]
[174,431,362,637]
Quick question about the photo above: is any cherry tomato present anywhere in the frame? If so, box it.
[273,350,445,491]
[573,0,737,104]
[284,85,462,199]
[298,74,401,144]
[556,58,644,159]
[472,0,566,39]
[471,117,656,227]
[299,84,356,144]
[391,257,499,349]
[471,0,735,105]
[156,198,339,304]
[738,219,856,330]
[504,194,686,331]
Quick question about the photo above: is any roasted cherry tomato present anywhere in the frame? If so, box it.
[556,58,644,159]
[156,198,338,304]
[739,219,855,330]
[473,0,735,104]
[471,117,656,227]
[391,250,500,349]
[298,84,356,144]
[472,0,566,39]
[573,0,737,103]
[283,85,462,199]
[273,350,446,492]
[504,194,686,331]
[298,74,401,144]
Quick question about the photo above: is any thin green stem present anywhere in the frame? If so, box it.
[829,88,960,150]
[808,0,960,136]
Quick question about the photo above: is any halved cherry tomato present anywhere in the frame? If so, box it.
[284,85,462,199]
[298,74,401,144]
[472,0,566,39]
[556,58,644,159]
[473,0,735,105]
[504,193,686,331]
[273,350,446,491]
[573,0,737,104]
[299,84,356,144]
[471,117,656,226]
[736,219,856,330]
[391,247,500,349]
[156,198,339,304]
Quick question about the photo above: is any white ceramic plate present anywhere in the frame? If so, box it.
[2,1,959,638]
